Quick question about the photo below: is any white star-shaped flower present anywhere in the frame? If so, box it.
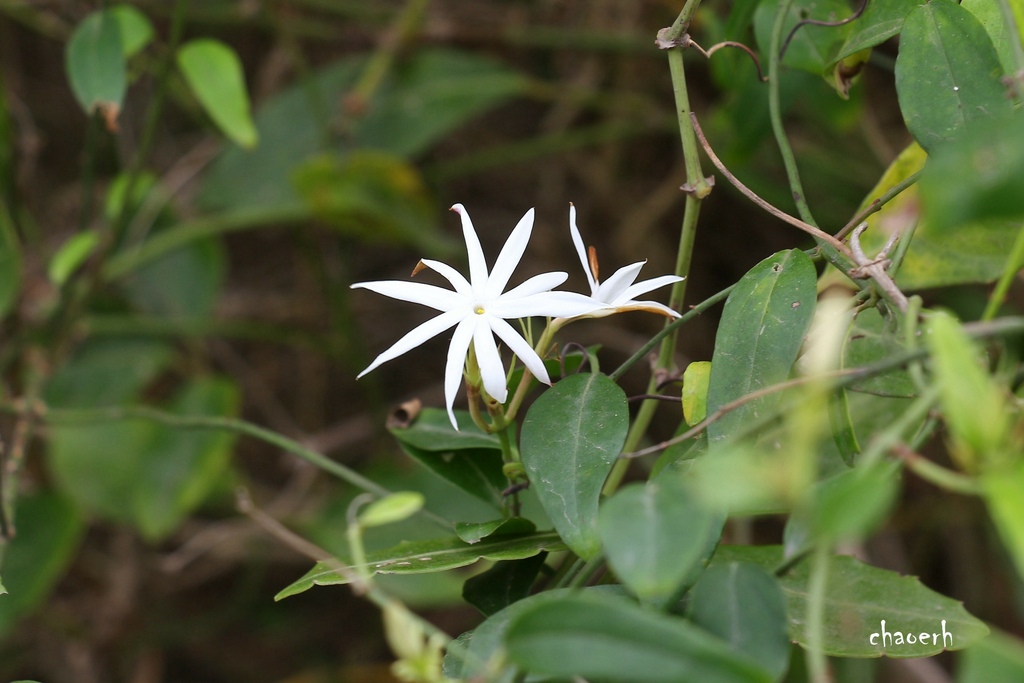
[569,204,683,317]
[353,204,600,428]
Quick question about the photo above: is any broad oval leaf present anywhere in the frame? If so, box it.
[895,0,1013,151]
[520,373,629,560]
[711,545,990,656]
[505,592,774,683]
[275,531,566,600]
[176,39,259,149]
[66,8,126,114]
[687,562,790,681]
[598,477,724,606]
[706,250,817,443]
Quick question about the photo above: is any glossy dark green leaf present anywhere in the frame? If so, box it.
[455,517,536,544]
[598,477,724,606]
[177,39,258,148]
[66,8,126,114]
[687,562,791,681]
[398,444,506,510]
[443,586,630,681]
[389,407,501,452]
[462,552,548,616]
[920,114,1024,233]
[275,531,566,600]
[706,250,817,444]
[895,0,1012,151]
[0,494,85,638]
[505,592,773,682]
[520,373,629,559]
[712,545,989,656]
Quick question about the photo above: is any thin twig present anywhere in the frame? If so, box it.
[780,0,869,61]
[689,113,851,257]
[687,38,768,82]
[849,223,909,313]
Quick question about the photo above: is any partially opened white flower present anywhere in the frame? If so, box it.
[569,204,683,317]
[353,204,600,428]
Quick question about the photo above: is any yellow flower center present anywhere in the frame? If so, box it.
[474,306,486,315]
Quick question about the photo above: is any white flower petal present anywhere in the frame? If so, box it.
[421,259,473,297]
[488,316,552,385]
[595,262,644,304]
[358,309,465,378]
[444,316,477,429]
[502,271,568,299]
[473,318,508,403]
[569,204,598,293]
[492,290,603,319]
[619,274,684,303]
[451,204,489,297]
[485,208,534,299]
[352,280,465,312]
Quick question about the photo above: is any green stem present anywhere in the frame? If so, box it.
[983,225,1024,321]
[806,544,831,683]
[768,0,816,226]
[102,205,309,280]
[604,6,708,496]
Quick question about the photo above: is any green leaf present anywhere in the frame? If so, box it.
[44,337,173,408]
[926,311,1010,469]
[520,373,629,559]
[895,0,1013,152]
[845,308,917,398]
[109,4,154,58]
[798,460,901,543]
[443,586,630,681]
[687,562,791,681]
[48,230,100,286]
[981,463,1024,580]
[505,592,773,683]
[132,377,240,541]
[712,545,990,656]
[754,0,855,74]
[833,0,919,65]
[176,39,258,149]
[199,49,527,213]
[275,531,566,600]
[854,142,1021,289]
[0,493,85,638]
[462,553,548,616]
[598,478,724,606]
[389,407,501,451]
[455,517,536,544]
[957,629,1024,683]
[66,8,126,114]
[962,0,1020,77]
[389,409,505,509]
[359,492,425,528]
[920,114,1024,233]
[706,250,817,443]
[683,360,712,425]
